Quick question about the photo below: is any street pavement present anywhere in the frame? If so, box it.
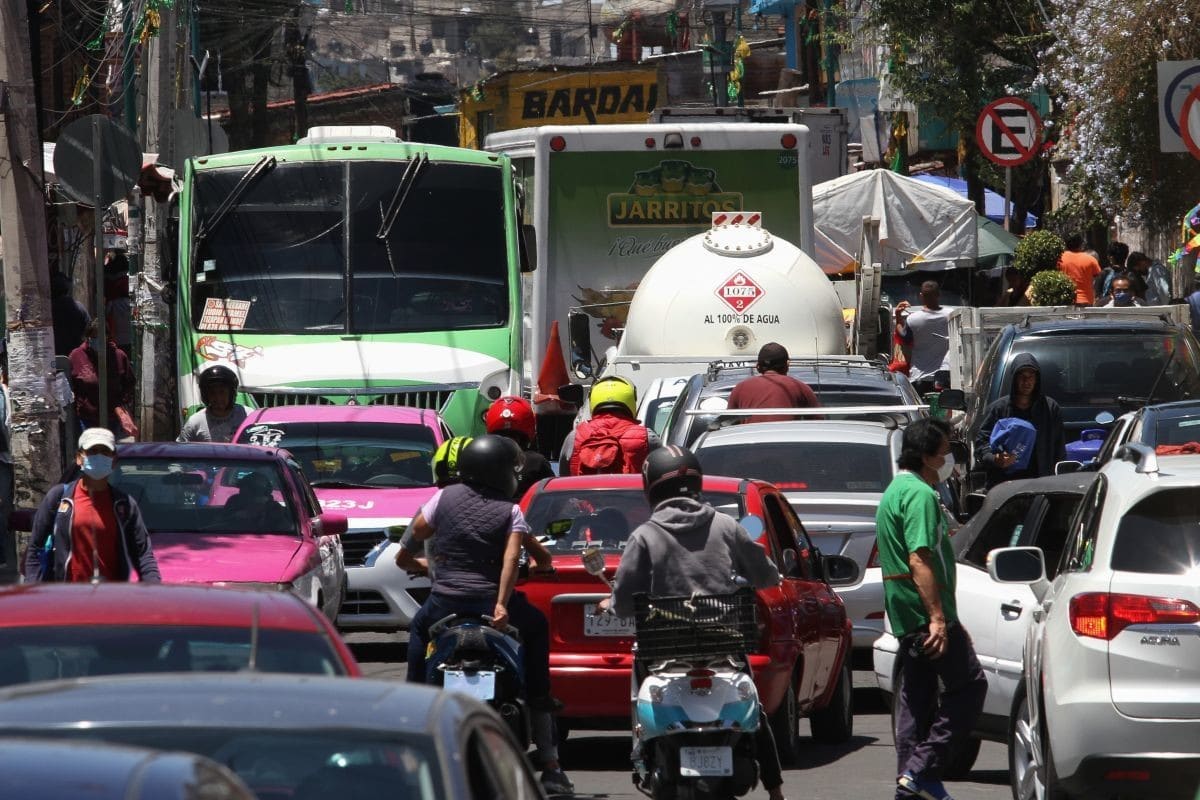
[345,631,1013,800]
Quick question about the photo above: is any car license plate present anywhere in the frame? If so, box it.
[583,604,635,637]
[679,746,733,777]
[443,669,495,701]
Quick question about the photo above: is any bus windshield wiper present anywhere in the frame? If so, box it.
[194,155,278,245]
[375,154,430,274]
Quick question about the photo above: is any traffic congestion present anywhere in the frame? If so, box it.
[5,7,1200,796]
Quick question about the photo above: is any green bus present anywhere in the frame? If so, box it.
[175,126,528,435]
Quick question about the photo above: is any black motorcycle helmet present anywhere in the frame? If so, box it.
[642,445,703,506]
[457,434,522,498]
[198,364,239,404]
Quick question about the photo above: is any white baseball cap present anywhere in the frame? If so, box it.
[78,427,116,453]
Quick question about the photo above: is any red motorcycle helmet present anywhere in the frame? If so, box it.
[485,396,537,446]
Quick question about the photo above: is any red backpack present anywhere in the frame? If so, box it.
[569,415,651,475]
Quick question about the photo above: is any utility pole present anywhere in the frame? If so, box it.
[0,0,65,570]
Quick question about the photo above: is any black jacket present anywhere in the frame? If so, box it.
[974,352,1066,488]
[24,480,161,582]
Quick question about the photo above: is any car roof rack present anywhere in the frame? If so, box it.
[1114,442,1159,475]
[685,405,924,431]
[704,355,872,383]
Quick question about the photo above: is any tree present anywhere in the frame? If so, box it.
[1039,0,1200,236]
[852,0,1049,228]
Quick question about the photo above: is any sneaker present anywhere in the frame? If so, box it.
[541,767,575,796]
[898,772,954,800]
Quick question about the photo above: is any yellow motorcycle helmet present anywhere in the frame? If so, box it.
[431,436,473,486]
[589,376,637,417]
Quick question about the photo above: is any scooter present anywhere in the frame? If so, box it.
[426,612,529,748]
[582,551,761,800]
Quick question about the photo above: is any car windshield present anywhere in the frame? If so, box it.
[0,627,346,687]
[237,422,437,489]
[11,728,441,800]
[525,489,744,554]
[192,160,508,334]
[696,441,892,492]
[112,458,296,535]
[1111,487,1200,574]
[1017,331,1200,408]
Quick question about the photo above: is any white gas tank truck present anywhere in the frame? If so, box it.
[567,215,849,400]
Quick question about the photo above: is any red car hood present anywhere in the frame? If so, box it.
[152,533,308,584]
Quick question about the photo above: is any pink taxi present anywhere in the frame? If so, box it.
[235,405,449,630]
[110,443,348,620]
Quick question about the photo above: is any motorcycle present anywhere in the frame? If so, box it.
[426,612,529,748]
[582,547,762,800]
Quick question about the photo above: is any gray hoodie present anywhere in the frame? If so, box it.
[611,497,781,619]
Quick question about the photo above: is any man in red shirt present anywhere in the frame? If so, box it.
[727,342,821,422]
[24,427,159,583]
[1057,234,1102,307]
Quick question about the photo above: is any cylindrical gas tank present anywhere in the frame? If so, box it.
[617,223,847,358]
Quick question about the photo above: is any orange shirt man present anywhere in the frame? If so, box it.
[1058,234,1101,306]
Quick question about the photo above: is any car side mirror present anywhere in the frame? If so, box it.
[1054,460,1083,475]
[317,513,348,537]
[988,546,1049,602]
[386,524,407,543]
[938,388,966,411]
[781,547,798,576]
[822,553,861,587]
[557,383,585,407]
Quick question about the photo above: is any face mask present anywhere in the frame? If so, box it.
[1113,291,1132,306]
[81,453,113,480]
[935,453,955,483]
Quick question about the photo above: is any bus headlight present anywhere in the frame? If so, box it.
[478,368,517,402]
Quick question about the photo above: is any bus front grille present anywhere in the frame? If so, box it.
[246,389,453,411]
[370,390,453,411]
[249,392,335,408]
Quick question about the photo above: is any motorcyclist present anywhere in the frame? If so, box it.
[558,375,659,476]
[403,435,572,795]
[177,365,249,443]
[393,435,472,579]
[485,396,554,498]
[599,445,788,800]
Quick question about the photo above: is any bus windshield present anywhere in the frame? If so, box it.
[191,160,509,335]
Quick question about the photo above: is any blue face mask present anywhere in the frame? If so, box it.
[1113,290,1133,306]
[81,453,114,480]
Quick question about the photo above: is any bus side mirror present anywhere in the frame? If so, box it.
[568,311,594,379]
[519,223,537,273]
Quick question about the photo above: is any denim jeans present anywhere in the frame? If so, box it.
[893,622,987,781]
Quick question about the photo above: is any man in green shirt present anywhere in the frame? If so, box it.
[877,418,986,800]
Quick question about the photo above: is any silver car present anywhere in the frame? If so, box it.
[693,420,957,662]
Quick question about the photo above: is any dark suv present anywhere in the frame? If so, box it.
[660,357,925,448]
[964,318,1200,481]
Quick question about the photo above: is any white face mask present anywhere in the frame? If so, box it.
[935,453,955,483]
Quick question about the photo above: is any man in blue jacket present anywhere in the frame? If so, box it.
[24,427,159,583]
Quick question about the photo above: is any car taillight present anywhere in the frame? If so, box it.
[867,542,880,569]
[687,668,714,690]
[1069,592,1200,640]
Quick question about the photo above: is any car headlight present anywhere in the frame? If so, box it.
[211,581,294,592]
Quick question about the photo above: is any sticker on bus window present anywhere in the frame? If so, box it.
[199,298,252,331]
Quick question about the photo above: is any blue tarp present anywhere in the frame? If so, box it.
[912,174,1037,228]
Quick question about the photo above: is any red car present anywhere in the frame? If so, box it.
[0,583,361,685]
[518,474,858,759]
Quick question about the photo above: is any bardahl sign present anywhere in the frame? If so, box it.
[522,83,659,125]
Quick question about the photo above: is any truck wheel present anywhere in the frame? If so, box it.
[769,681,800,766]
[809,660,853,743]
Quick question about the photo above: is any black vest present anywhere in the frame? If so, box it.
[430,482,516,599]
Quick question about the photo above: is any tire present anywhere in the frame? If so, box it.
[809,660,853,743]
[1008,681,1067,800]
[769,680,800,766]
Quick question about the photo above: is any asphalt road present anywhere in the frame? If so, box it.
[345,632,1014,800]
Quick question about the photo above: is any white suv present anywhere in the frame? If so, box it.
[990,444,1200,800]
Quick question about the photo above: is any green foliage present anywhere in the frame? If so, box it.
[1013,230,1065,278]
[1029,269,1076,306]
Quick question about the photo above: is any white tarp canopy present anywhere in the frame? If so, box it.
[812,169,978,274]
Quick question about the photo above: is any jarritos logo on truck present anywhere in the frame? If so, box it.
[608,159,743,226]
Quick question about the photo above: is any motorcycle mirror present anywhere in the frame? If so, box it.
[1095,410,1115,425]
[739,515,765,540]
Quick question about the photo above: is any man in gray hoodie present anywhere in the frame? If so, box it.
[602,445,787,800]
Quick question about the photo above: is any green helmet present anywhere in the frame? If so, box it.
[431,436,473,487]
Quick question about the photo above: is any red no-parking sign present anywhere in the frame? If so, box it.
[1181,84,1200,161]
[976,97,1043,167]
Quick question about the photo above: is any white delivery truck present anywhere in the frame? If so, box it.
[484,124,816,418]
